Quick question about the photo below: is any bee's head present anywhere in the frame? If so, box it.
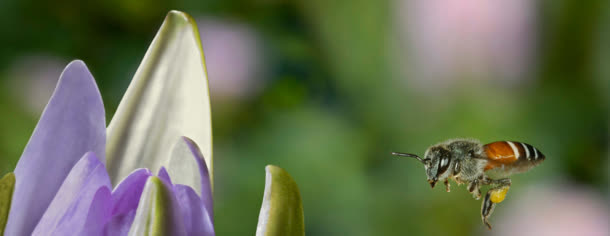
[392,146,452,189]
[423,146,452,188]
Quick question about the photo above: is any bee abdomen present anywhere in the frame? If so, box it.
[483,141,545,165]
[513,141,545,162]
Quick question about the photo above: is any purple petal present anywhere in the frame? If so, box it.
[103,169,151,236]
[168,137,213,219]
[76,187,113,236]
[6,60,106,235]
[128,177,186,236]
[158,167,173,186]
[32,152,111,235]
[103,210,135,236]
[110,168,152,216]
[175,184,215,236]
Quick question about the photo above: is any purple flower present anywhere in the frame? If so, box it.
[0,10,214,236]
[0,10,304,236]
[1,50,213,236]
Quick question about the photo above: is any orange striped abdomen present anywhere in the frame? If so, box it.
[483,141,545,171]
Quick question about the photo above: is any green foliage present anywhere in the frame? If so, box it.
[0,172,15,235]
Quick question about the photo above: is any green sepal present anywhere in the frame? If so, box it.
[0,172,16,235]
[128,176,184,236]
[256,165,305,236]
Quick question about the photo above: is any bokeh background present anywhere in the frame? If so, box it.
[0,0,608,235]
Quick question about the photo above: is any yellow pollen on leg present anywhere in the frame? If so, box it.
[490,186,510,203]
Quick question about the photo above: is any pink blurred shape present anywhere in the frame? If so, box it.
[491,184,609,236]
[197,18,267,103]
[398,0,535,89]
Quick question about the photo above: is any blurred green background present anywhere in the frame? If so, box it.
[0,0,608,235]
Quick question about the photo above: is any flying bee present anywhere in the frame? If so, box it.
[392,138,545,229]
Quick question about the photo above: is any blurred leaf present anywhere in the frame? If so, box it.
[0,172,15,235]
[256,165,304,236]
[0,87,36,174]
[106,10,213,186]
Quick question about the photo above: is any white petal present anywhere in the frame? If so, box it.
[167,137,212,204]
[106,11,213,185]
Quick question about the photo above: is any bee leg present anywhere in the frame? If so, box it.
[480,184,511,230]
[444,179,450,192]
[481,191,495,230]
[494,178,511,187]
[467,179,482,200]
[482,177,511,187]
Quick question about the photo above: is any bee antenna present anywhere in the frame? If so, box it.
[391,152,427,164]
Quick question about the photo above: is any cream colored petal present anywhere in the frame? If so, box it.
[106,10,213,185]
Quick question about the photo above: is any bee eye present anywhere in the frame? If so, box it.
[468,150,475,157]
